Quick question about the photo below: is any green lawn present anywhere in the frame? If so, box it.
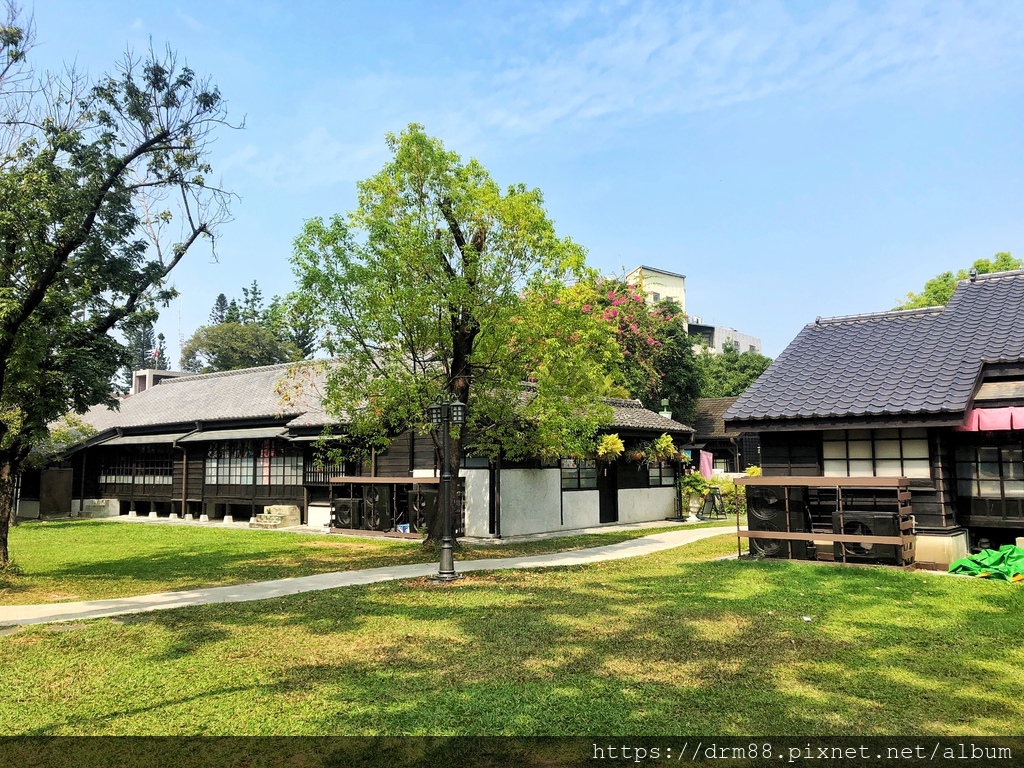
[2,533,1022,736]
[0,518,736,605]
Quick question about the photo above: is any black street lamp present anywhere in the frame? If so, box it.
[427,397,467,581]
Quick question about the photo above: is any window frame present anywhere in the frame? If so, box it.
[647,461,676,487]
[955,441,1024,500]
[98,448,174,488]
[560,458,598,490]
[822,428,930,479]
[205,440,303,486]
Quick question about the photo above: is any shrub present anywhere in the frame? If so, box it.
[679,472,709,498]
[708,474,746,516]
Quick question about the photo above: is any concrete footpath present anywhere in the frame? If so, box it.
[0,527,734,627]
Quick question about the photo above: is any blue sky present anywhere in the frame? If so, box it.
[27,0,1024,359]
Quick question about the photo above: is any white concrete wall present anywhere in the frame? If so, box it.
[617,487,675,523]
[495,468,561,537]
[462,468,491,537]
[15,499,40,519]
[561,490,600,529]
[306,504,332,528]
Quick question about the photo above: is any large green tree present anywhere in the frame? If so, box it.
[290,124,615,540]
[183,280,315,371]
[894,252,1022,309]
[0,5,232,565]
[180,322,300,373]
[694,341,773,398]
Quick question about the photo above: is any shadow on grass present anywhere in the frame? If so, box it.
[11,540,1024,736]
[5,519,708,604]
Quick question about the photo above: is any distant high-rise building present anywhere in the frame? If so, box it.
[688,322,762,355]
[625,265,686,314]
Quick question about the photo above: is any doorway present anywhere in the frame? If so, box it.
[598,462,618,523]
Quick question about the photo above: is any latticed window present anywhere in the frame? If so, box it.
[956,444,1024,499]
[648,462,676,487]
[304,454,348,484]
[205,440,302,485]
[822,429,930,479]
[256,440,303,485]
[561,458,597,490]
[98,450,173,486]
[205,441,254,485]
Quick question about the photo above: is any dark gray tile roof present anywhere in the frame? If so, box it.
[603,397,693,434]
[83,364,690,436]
[693,397,740,438]
[725,270,1024,427]
[81,363,325,432]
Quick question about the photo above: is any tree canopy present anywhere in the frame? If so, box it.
[550,278,701,422]
[181,281,315,372]
[894,252,1022,309]
[180,322,301,373]
[0,4,233,565]
[693,341,772,399]
[290,125,617,539]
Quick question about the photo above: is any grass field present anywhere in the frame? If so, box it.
[2,532,1022,736]
[0,518,737,605]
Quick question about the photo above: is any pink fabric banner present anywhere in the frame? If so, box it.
[978,408,1013,431]
[956,407,1024,432]
[954,408,981,432]
[699,450,714,479]
[1013,407,1024,429]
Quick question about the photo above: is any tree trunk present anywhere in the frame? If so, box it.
[0,458,16,568]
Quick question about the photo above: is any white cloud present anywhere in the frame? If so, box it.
[220,0,1024,190]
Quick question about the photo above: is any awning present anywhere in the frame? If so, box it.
[287,434,343,442]
[178,427,288,443]
[102,432,191,446]
[955,407,1024,432]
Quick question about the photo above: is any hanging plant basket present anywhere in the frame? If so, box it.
[596,433,625,461]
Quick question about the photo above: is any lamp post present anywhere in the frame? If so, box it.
[427,397,467,581]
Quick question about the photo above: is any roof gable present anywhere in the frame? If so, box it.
[693,397,740,438]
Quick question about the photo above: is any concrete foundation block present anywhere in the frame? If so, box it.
[184,513,195,522]
[199,514,210,522]
[148,511,158,520]
[223,515,234,524]
[128,510,138,518]
[916,531,969,569]
[74,499,120,519]
[168,513,179,520]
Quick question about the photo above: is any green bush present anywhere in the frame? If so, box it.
[679,472,709,498]
[708,474,746,516]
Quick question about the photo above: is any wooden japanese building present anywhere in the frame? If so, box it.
[724,268,1024,567]
[21,363,693,538]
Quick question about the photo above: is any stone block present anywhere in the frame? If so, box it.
[264,505,301,527]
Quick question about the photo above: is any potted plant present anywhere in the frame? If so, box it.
[679,472,709,515]
[648,433,677,462]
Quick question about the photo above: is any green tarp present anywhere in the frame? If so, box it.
[949,545,1024,582]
